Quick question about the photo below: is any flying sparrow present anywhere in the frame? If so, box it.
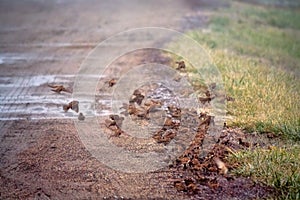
[63,100,79,112]
[48,84,72,94]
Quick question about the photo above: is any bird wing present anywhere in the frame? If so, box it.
[51,88,60,93]
[48,84,59,88]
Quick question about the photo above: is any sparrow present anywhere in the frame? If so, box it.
[205,90,211,97]
[167,105,179,112]
[223,122,228,129]
[199,114,214,126]
[174,181,186,192]
[199,96,215,104]
[213,157,228,175]
[207,179,220,189]
[163,117,176,127]
[199,90,215,104]
[105,118,117,128]
[48,84,71,94]
[186,183,197,193]
[111,128,124,137]
[106,78,117,87]
[143,99,161,107]
[129,89,145,105]
[63,100,79,113]
[109,114,124,127]
[163,130,176,140]
[105,115,125,137]
[78,112,85,121]
[135,106,149,119]
[124,102,147,118]
[225,95,235,102]
[143,99,162,113]
[127,103,137,115]
[105,114,124,128]
[176,61,186,70]
[208,82,217,90]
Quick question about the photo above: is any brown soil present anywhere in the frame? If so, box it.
[0,118,275,199]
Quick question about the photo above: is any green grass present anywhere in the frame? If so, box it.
[237,0,300,8]
[165,0,300,198]
[227,145,300,199]
[189,3,300,74]
[212,50,300,140]
[241,5,300,30]
[166,2,300,199]
[181,1,300,140]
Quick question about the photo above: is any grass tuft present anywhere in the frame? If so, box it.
[211,50,300,140]
[227,145,300,199]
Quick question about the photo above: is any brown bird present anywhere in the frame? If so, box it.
[163,117,175,127]
[111,128,124,137]
[199,96,215,104]
[205,90,212,98]
[109,114,124,127]
[124,102,147,118]
[225,95,235,102]
[48,84,71,94]
[208,82,217,90]
[143,99,162,113]
[105,115,125,137]
[135,107,149,119]
[176,61,186,70]
[106,78,117,87]
[63,100,79,113]
[213,157,228,175]
[129,89,145,105]
[105,118,117,128]
[127,103,138,115]
[199,90,215,104]
[174,181,186,192]
[78,112,85,121]
[223,122,228,129]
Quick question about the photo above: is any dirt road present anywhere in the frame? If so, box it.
[0,1,272,199]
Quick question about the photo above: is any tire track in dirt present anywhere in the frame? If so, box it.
[0,74,112,120]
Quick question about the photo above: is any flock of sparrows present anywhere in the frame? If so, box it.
[103,60,231,138]
[48,61,234,193]
[47,77,119,121]
[48,60,233,142]
[104,61,235,194]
